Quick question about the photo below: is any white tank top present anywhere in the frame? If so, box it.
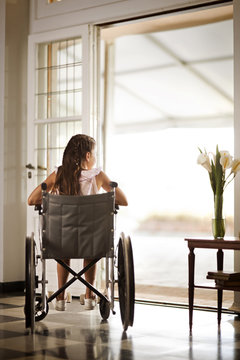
[79,167,102,195]
[54,167,102,195]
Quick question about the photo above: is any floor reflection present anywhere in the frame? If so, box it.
[1,295,240,360]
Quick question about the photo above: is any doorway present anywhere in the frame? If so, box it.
[100,4,234,307]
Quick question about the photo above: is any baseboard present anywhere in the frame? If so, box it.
[0,281,25,293]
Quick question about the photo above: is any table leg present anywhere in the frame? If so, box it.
[217,249,224,326]
[188,247,195,334]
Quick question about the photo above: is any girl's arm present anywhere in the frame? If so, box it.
[27,172,56,206]
[97,171,128,206]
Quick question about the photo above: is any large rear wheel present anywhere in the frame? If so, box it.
[25,235,35,333]
[118,233,135,331]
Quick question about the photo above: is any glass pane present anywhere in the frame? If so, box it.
[74,91,82,115]
[66,121,75,139]
[51,94,59,118]
[37,149,47,171]
[59,41,67,66]
[67,39,75,63]
[75,39,82,63]
[49,122,59,148]
[67,66,74,91]
[59,67,67,91]
[59,122,67,147]
[36,95,47,119]
[37,43,48,68]
[75,65,82,89]
[67,92,74,116]
[49,149,61,170]
[59,93,67,117]
[51,68,59,93]
[37,124,47,149]
[36,69,48,94]
[51,42,59,67]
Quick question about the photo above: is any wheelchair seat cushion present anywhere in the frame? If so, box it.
[42,192,114,259]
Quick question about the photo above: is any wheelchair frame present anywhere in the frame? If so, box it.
[25,182,135,333]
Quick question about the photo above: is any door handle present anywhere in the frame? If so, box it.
[38,165,47,170]
[25,163,35,170]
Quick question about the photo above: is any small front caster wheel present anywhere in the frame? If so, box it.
[99,298,110,320]
[35,296,49,322]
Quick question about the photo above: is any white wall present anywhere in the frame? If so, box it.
[2,0,29,282]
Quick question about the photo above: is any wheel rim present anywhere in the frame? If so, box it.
[127,236,135,326]
[118,238,127,325]
[118,233,135,331]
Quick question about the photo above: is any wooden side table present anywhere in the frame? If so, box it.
[185,237,240,334]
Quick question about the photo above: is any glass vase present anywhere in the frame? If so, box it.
[212,193,225,239]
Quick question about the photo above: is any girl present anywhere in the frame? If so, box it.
[28,134,128,311]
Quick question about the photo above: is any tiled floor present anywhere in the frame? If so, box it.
[0,293,240,359]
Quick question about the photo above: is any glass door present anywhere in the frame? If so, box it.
[26,25,100,296]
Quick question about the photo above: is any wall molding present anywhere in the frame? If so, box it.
[0,281,25,293]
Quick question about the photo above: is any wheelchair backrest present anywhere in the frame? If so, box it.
[41,191,115,259]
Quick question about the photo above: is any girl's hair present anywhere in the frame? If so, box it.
[53,134,96,195]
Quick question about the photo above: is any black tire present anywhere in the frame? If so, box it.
[25,236,35,333]
[118,233,135,331]
[35,296,49,322]
[99,298,110,320]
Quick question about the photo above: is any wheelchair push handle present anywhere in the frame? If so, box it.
[109,182,119,212]
[109,181,118,189]
[41,182,47,191]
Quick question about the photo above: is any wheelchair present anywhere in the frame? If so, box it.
[25,182,135,333]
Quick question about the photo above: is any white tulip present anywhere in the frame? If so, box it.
[197,153,212,173]
[220,151,233,170]
[231,159,240,174]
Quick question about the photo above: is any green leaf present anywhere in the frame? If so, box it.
[215,145,224,195]
[209,160,216,194]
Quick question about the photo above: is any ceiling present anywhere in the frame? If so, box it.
[101,5,233,132]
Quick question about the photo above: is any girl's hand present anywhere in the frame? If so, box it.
[97,171,128,206]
